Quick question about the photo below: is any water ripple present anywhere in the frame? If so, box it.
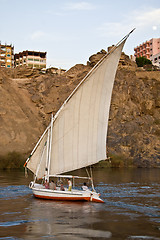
[0,185,31,200]
[96,183,160,220]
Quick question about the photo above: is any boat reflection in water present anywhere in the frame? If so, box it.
[25,199,112,239]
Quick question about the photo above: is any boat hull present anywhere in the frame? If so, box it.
[30,183,104,203]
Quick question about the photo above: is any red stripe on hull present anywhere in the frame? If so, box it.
[92,198,104,203]
[34,194,90,202]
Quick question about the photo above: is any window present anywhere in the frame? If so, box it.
[40,64,46,68]
[7,54,11,57]
[34,64,40,68]
[7,65,11,68]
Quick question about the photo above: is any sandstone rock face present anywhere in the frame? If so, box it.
[108,70,160,167]
[0,52,159,167]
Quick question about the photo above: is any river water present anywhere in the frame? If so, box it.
[0,168,160,240]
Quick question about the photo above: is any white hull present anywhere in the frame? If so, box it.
[30,183,104,203]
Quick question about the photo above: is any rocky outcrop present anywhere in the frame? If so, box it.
[108,70,160,167]
[0,51,159,167]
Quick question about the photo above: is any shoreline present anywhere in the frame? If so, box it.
[0,151,159,170]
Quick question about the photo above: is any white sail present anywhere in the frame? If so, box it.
[26,35,129,179]
[49,40,126,175]
[26,130,49,178]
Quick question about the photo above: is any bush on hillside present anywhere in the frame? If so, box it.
[136,57,152,67]
[0,152,25,169]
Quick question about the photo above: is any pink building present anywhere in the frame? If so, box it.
[134,38,160,60]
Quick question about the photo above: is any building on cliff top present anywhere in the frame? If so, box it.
[46,67,66,75]
[0,43,14,68]
[134,38,160,68]
[14,50,47,70]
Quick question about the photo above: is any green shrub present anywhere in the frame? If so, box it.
[94,154,134,168]
[136,57,152,67]
[94,159,111,168]
[109,154,133,168]
[0,152,25,169]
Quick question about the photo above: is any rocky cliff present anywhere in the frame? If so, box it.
[0,51,159,167]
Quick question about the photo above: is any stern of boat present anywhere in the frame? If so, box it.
[29,181,34,189]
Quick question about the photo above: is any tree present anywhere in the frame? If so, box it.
[136,57,152,67]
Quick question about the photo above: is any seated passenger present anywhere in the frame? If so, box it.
[44,179,49,189]
[82,182,89,191]
[50,180,56,190]
[60,183,65,191]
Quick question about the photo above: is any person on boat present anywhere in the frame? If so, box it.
[67,178,72,191]
[82,182,89,191]
[44,179,49,189]
[60,182,65,191]
[50,180,56,190]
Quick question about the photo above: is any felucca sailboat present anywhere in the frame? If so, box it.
[24,30,135,203]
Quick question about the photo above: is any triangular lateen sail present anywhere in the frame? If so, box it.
[26,30,135,179]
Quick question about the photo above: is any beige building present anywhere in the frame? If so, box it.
[14,50,46,69]
[0,43,14,68]
[47,67,66,75]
